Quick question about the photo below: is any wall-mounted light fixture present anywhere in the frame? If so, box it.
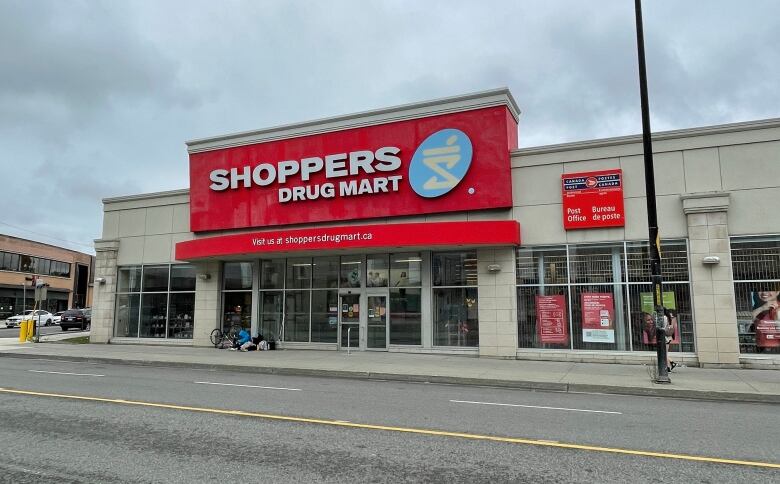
[702,256,721,265]
[197,273,211,280]
[487,264,501,273]
[95,277,106,285]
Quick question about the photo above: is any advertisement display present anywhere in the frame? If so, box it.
[535,295,569,345]
[749,291,780,350]
[562,169,625,230]
[581,293,615,343]
[189,106,517,232]
[640,292,680,345]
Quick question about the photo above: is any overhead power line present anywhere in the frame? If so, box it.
[0,221,95,249]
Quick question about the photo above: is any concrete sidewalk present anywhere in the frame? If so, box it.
[1,338,778,403]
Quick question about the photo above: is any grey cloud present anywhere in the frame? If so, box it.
[0,0,778,254]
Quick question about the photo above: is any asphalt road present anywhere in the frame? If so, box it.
[0,324,67,339]
[0,357,777,483]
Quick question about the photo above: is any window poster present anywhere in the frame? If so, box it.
[581,293,615,343]
[640,291,679,345]
[535,295,569,345]
[749,291,780,350]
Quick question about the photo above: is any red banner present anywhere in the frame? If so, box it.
[581,293,615,344]
[562,169,625,230]
[535,295,569,345]
[189,106,516,232]
[175,221,520,260]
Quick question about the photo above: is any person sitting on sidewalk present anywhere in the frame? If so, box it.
[232,328,251,351]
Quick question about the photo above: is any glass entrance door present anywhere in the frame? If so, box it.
[366,295,387,349]
[339,294,360,350]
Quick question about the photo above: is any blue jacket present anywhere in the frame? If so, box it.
[237,329,251,345]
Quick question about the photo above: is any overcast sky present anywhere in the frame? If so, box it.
[1,0,778,254]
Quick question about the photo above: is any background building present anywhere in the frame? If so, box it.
[0,234,95,319]
[91,89,780,368]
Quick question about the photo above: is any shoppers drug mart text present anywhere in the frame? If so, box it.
[208,146,403,203]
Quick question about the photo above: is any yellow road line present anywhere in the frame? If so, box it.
[1,387,778,470]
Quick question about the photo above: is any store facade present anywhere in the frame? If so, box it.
[0,234,94,319]
[91,88,780,368]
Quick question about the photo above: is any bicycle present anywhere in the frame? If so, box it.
[210,325,243,349]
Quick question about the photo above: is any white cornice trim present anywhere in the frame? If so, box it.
[102,188,190,205]
[185,88,521,154]
[513,117,780,156]
[681,191,731,214]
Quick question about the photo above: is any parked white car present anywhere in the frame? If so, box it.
[52,311,66,325]
[5,310,54,328]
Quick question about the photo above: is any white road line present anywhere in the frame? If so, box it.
[28,370,105,377]
[450,399,622,415]
[194,381,301,391]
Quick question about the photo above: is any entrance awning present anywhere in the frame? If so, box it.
[175,220,520,261]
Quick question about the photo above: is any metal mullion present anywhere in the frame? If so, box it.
[624,241,634,351]
[566,243,574,350]
[163,263,172,339]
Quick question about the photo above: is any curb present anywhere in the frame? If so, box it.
[2,351,778,404]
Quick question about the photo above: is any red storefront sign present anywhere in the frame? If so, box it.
[189,106,516,232]
[561,169,625,230]
[535,295,569,345]
[581,293,615,344]
[175,220,521,260]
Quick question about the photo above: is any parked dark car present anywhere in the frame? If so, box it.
[60,309,91,331]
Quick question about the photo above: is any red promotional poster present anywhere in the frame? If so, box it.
[535,295,569,345]
[189,106,516,232]
[581,293,615,344]
[561,169,625,230]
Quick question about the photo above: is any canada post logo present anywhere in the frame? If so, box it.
[409,129,473,198]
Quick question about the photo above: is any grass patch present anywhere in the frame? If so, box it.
[53,336,91,344]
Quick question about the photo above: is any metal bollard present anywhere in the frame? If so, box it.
[18,321,28,342]
[347,326,352,356]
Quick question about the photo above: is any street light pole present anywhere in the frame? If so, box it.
[634,0,669,383]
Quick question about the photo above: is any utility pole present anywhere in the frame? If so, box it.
[634,0,669,383]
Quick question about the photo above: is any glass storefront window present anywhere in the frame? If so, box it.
[168,293,194,339]
[390,288,421,345]
[433,251,477,287]
[285,291,310,342]
[367,254,389,288]
[390,253,422,287]
[170,265,196,291]
[732,237,780,354]
[312,257,339,288]
[143,266,169,292]
[287,258,312,289]
[341,256,362,288]
[627,283,694,353]
[114,293,140,337]
[311,290,338,343]
[517,285,569,349]
[115,264,193,340]
[569,284,629,351]
[568,244,624,284]
[259,291,283,340]
[224,262,253,290]
[433,287,478,347]
[118,267,142,292]
[517,241,693,352]
[516,247,568,286]
[140,293,168,338]
[261,260,285,289]
[223,292,252,330]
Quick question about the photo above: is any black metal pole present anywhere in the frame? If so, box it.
[634,0,669,383]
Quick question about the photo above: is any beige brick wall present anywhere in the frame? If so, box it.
[684,194,740,367]
[477,247,518,357]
